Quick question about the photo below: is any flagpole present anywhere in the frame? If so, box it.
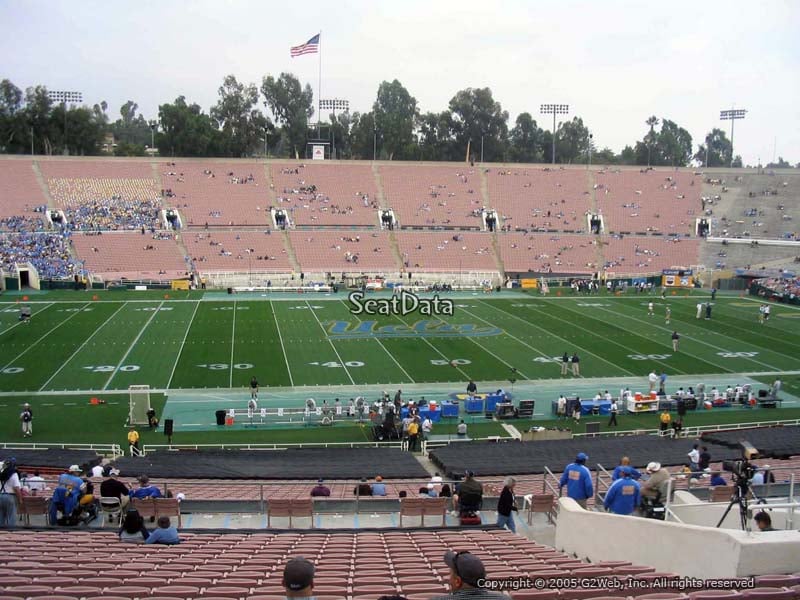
[317,30,322,137]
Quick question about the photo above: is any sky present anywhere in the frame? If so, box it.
[1,0,798,165]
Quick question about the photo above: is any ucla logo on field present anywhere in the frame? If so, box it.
[323,320,503,339]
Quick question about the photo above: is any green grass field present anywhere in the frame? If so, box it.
[1,289,798,448]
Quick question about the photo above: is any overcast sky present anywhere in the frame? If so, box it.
[2,0,798,165]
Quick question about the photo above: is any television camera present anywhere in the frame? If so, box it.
[716,441,764,531]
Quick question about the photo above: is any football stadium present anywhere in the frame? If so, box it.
[1,1,800,598]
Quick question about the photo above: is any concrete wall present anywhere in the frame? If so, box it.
[554,497,800,578]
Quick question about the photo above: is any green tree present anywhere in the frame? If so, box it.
[766,157,791,169]
[448,88,508,162]
[0,79,25,152]
[633,117,693,167]
[694,128,732,167]
[261,73,314,159]
[156,96,222,157]
[509,112,543,163]
[113,141,147,156]
[372,79,418,160]
[25,86,54,154]
[592,147,618,165]
[554,117,593,164]
[645,115,659,167]
[418,111,456,161]
[618,145,636,165]
[328,111,354,159]
[211,75,270,157]
[349,111,377,160]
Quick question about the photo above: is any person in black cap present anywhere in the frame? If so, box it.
[282,556,315,597]
[430,551,510,599]
[310,479,330,497]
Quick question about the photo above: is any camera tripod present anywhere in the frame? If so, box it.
[716,477,766,531]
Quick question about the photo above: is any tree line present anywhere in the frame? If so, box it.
[0,75,795,168]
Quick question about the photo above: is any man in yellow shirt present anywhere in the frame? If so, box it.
[127,428,140,455]
[659,411,671,436]
[407,417,420,452]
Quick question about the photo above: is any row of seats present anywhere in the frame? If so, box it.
[71,232,188,280]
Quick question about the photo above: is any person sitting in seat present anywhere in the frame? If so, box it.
[128,475,162,499]
[146,516,181,545]
[353,477,372,496]
[371,476,386,496]
[310,478,330,497]
[640,462,670,501]
[119,508,149,543]
[453,470,483,515]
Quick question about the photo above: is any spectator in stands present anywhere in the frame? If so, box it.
[100,468,130,510]
[559,453,593,509]
[453,471,483,514]
[457,420,467,437]
[699,446,712,471]
[24,470,46,494]
[495,476,518,533]
[119,508,149,543]
[432,551,511,599]
[282,556,316,598]
[354,477,372,497]
[754,511,777,532]
[146,516,180,545]
[90,463,105,478]
[129,475,162,499]
[612,457,641,481]
[0,458,22,527]
[371,476,386,496]
[708,471,727,487]
[640,462,670,502]
[687,444,700,472]
[310,478,330,497]
[604,467,641,516]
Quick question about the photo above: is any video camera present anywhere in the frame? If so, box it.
[721,441,759,481]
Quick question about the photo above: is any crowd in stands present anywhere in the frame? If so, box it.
[755,276,800,300]
[0,232,76,278]
[0,206,47,233]
[62,198,162,232]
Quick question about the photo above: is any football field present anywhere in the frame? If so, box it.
[1,290,799,393]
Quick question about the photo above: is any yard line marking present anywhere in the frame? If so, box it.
[229,299,237,388]
[390,312,472,380]
[270,301,294,387]
[481,300,638,376]
[0,302,91,373]
[337,300,416,384]
[692,302,800,352]
[0,302,55,336]
[102,302,163,390]
[38,302,128,391]
[167,300,201,390]
[592,303,780,372]
[305,300,355,385]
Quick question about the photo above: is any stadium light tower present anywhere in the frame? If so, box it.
[320,99,349,159]
[540,104,569,165]
[720,108,746,168]
[48,90,83,155]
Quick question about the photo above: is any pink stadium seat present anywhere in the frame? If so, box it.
[741,589,797,600]
[395,231,497,272]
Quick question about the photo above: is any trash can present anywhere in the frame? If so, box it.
[215,410,226,426]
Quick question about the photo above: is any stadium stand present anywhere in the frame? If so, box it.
[380,164,485,228]
[289,230,398,272]
[601,236,701,274]
[486,167,591,232]
[594,169,700,235]
[0,232,77,278]
[702,171,799,240]
[498,232,599,274]
[71,232,188,280]
[0,159,47,231]
[701,242,800,272]
[395,231,498,272]
[187,230,292,274]
[162,162,270,227]
[271,162,379,226]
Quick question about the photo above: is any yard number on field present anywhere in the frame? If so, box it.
[196,363,254,370]
[308,361,364,368]
[83,365,140,372]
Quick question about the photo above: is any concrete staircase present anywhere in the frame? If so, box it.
[374,163,405,272]
[372,163,389,209]
[31,161,56,209]
[281,229,301,274]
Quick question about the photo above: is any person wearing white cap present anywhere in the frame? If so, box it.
[640,462,670,501]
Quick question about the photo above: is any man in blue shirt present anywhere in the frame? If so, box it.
[611,457,642,481]
[371,476,386,496]
[559,452,593,509]
[709,471,727,487]
[604,467,641,515]
[145,516,180,545]
[129,475,162,499]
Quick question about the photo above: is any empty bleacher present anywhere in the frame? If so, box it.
[395,231,497,272]
[595,169,700,235]
[601,236,701,274]
[487,167,591,232]
[498,233,599,274]
[0,159,47,223]
[187,231,292,274]
[271,162,379,227]
[289,230,398,272]
[163,163,270,227]
[380,164,485,228]
[71,232,188,279]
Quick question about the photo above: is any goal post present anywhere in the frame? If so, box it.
[129,385,151,426]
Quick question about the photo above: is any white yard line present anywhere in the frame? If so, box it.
[481,300,638,376]
[38,302,128,391]
[592,304,780,372]
[229,299,237,388]
[270,301,294,387]
[0,302,91,372]
[166,300,201,390]
[102,302,163,390]
[338,300,416,384]
[305,300,355,385]
[0,303,55,336]
[390,312,472,380]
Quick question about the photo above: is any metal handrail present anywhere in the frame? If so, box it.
[1,442,123,458]
[573,418,800,439]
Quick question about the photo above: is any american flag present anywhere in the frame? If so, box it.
[290,34,320,57]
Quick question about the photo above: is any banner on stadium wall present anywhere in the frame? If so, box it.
[520,278,538,289]
[312,145,325,160]
[661,270,694,288]
[171,280,190,291]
